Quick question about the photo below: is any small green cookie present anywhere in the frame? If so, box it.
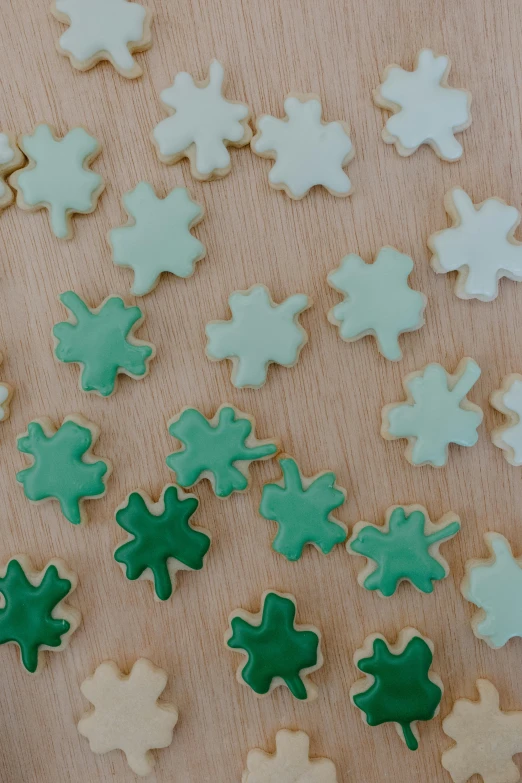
[114,485,211,601]
[53,291,155,397]
[16,414,111,525]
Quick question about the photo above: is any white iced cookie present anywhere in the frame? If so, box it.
[442,679,522,783]
[462,532,522,649]
[242,730,337,783]
[152,60,252,180]
[51,0,152,78]
[205,284,310,388]
[78,658,178,776]
[252,94,354,199]
[491,375,522,466]
[429,189,522,301]
[0,352,13,422]
[0,132,24,211]
[374,49,471,161]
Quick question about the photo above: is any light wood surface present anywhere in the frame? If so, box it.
[1,0,521,780]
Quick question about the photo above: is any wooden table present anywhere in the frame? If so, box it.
[1,0,521,780]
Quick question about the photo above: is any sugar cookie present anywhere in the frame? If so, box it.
[0,352,13,423]
[0,132,24,211]
[491,374,522,465]
[242,730,337,783]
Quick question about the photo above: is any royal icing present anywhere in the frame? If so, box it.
[52,0,152,78]
[53,291,155,396]
[429,189,522,301]
[462,532,522,649]
[252,95,354,199]
[225,591,322,701]
[114,485,211,601]
[109,182,205,296]
[16,415,111,525]
[348,506,460,597]
[327,247,426,361]
[491,374,522,465]
[206,285,310,388]
[0,555,80,674]
[381,357,483,467]
[442,680,522,783]
[78,658,178,776]
[11,124,104,239]
[166,405,279,498]
[351,629,443,751]
[152,60,251,180]
[259,457,347,561]
[242,730,337,783]
[374,49,471,161]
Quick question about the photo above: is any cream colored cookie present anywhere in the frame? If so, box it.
[242,729,337,782]
[0,132,24,211]
[0,352,14,423]
[490,374,522,466]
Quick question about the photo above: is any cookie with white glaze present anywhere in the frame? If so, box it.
[0,132,24,211]
[491,374,522,466]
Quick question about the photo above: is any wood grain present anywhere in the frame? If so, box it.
[1,0,521,780]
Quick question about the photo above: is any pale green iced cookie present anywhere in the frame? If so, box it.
[206,285,310,388]
[327,247,426,361]
[10,124,104,239]
[109,182,205,295]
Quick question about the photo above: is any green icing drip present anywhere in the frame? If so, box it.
[227,592,319,700]
[259,457,346,561]
[350,507,460,595]
[0,559,72,673]
[16,419,108,525]
[114,486,211,600]
[353,636,442,750]
[53,291,153,397]
[166,407,277,498]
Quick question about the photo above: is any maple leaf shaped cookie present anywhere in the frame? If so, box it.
[491,374,522,465]
[348,505,460,597]
[0,555,80,674]
[52,0,152,79]
[259,456,347,561]
[16,414,111,525]
[442,680,522,783]
[78,658,178,776]
[243,730,337,783]
[109,182,205,295]
[206,285,310,388]
[53,291,155,396]
[166,405,279,498]
[10,124,104,239]
[374,49,471,161]
[327,247,426,361]
[114,485,211,600]
[351,628,443,751]
[462,532,522,648]
[381,357,483,466]
[152,60,251,180]
[252,94,354,199]
[429,189,522,301]
[0,132,24,211]
[225,590,323,701]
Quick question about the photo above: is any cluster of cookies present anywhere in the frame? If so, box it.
[1,1,522,781]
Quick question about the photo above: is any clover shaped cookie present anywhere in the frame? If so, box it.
[0,132,24,211]
[243,730,337,783]
[491,374,522,466]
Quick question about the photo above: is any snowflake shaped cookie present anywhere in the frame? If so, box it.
[243,730,337,783]
[491,375,522,465]
[0,132,24,211]
[462,532,522,649]
[226,590,323,701]
[10,124,104,239]
[166,405,279,497]
[429,189,522,301]
[374,49,471,161]
[16,414,111,525]
[114,485,211,600]
[52,0,152,78]
[327,247,426,361]
[152,60,251,180]
[381,357,483,467]
[78,658,178,776]
[348,505,460,597]
[53,291,155,396]
[442,679,522,783]
[259,456,347,561]
[0,555,80,673]
[252,94,354,199]
[109,182,205,295]
[206,285,310,388]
